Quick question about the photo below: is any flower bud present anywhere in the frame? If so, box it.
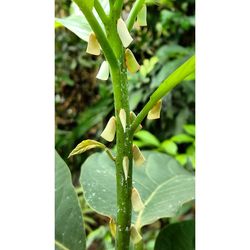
[131,188,144,212]
[117,18,133,48]
[130,224,142,244]
[132,145,145,166]
[137,4,147,27]
[147,99,162,120]
[119,109,126,132]
[123,156,129,181]
[100,116,116,142]
[125,49,140,74]
[86,32,100,55]
[96,61,109,81]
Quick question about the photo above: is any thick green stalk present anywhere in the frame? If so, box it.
[126,0,145,31]
[107,15,133,250]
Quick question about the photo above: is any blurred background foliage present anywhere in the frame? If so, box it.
[55,0,195,248]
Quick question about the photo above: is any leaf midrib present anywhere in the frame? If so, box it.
[55,240,70,250]
[135,175,190,228]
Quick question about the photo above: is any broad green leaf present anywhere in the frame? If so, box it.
[159,140,178,155]
[55,15,91,42]
[55,151,86,250]
[80,151,195,229]
[134,130,160,147]
[154,220,195,250]
[183,124,195,136]
[171,133,194,144]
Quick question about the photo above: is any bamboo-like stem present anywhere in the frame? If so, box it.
[126,0,145,31]
[106,11,133,250]
[94,0,109,25]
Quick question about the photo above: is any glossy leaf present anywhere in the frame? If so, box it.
[171,134,194,143]
[154,220,195,250]
[134,130,160,147]
[80,151,195,229]
[55,151,86,250]
[183,124,195,136]
[160,140,178,155]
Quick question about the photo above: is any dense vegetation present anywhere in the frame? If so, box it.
[55,0,195,249]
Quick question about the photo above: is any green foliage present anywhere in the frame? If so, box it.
[55,0,195,248]
[80,151,194,229]
[55,151,86,250]
[134,130,160,147]
[154,220,195,250]
[134,125,196,169]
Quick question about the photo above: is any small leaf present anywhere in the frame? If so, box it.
[171,134,194,144]
[109,218,116,238]
[117,18,133,48]
[134,130,160,147]
[125,49,140,74]
[183,124,195,136]
[132,145,146,166]
[160,140,178,155]
[175,154,188,165]
[123,156,129,181]
[86,32,101,55]
[131,225,142,244]
[131,188,144,212]
[147,99,162,120]
[154,220,195,250]
[96,61,109,80]
[137,4,147,26]
[100,116,116,142]
[69,139,106,157]
[119,109,127,132]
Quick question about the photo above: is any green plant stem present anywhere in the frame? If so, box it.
[94,0,109,25]
[109,0,115,7]
[107,14,133,250]
[131,55,195,133]
[73,0,119,70]
[126,0,145,31]
[113,0,124,18]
